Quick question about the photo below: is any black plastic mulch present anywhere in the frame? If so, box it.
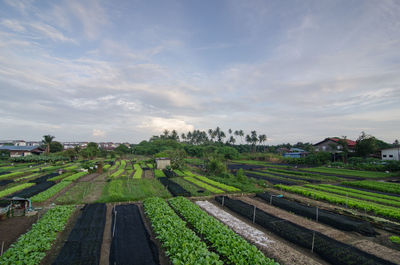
[0,171,11,176]
[29,172,59,184]
[109,204,159,265]
[162,169,176,178]
[215,196,395,265]
[295,168,364,180]
[158,177,190,197]
[256,192,376,236]
[228,164,265,171]
[8,181,55,198]
[0,179,13,186]
[245,172,299,185]
[253,170,321,183]
[53,203,106,265]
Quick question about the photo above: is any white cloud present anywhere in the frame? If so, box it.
[138,117,195,134]
[29,22,76,43]
[92,129,106,137]
[1,19,25,32]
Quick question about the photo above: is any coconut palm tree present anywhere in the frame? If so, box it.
[42,135,55,154]
[258,134,267,152]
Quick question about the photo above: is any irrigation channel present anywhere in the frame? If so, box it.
[215,196,396,265]
[110,204,159,265]
[53,203,106,264]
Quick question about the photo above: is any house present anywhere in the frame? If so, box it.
[313,137,356,153]
[155,158,171,169]
[0,146,44,157]
[0,140,27,146]
[283,148,308,158]
[381,147,400,161]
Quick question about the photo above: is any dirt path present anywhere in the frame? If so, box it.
[0,215,37,252]
[99,203,112,265]
[83,173,108,204]
[144,169,154,179]
[239,196,400,265]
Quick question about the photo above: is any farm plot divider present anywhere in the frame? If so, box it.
[109,204,159,265]
[53,203,106,265]
[256,192,376,236]
[215,196,396,265]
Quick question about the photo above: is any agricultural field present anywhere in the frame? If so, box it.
[1,159,399,265]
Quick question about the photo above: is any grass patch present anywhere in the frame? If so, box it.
[98,178,171,202]
[55,182,96,205]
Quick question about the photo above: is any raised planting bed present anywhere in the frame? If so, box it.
[143,197,222,264]
[0,206,75,265]
[255,169,321,183]
[256,192,376,236]
[0,179,14,186]
[9,181,55,199]
[133,164,143,179]
[341,180,400,195]
[0,183,35,198]
[154,169,166,178]
[183,176,224,194]
[228,163,266,171]
[162,169,176,178]
[169,197,278,265]
[53,203,106,265]
[300,167,395,179]
[183,171,240,192]
[29,172,59,184]
[62,171,89,181]
[275,184,400,221]
[215,196,396,265]
[245,172,301,185]
[31,181,73,202]
[110,168,124,178]
[109,204,159,265]
[157,177,190,197]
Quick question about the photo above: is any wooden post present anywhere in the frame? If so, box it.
[316,207,318,222]
[252,205,256,223]
[112,209,117,238]
[311,231,315,253]
[1,241,4,256]
[270,195,273,205]
[222,196,225,207]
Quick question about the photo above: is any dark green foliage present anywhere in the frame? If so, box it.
[50,141,64,153]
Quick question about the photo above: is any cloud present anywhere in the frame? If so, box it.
[92,129,106,137]
[138,117,195,134]
[1,19,26,32]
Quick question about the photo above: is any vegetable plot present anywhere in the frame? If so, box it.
[215,196,396,265]
[54,203,106,265]
[143,197,223,265]
[0,182,35,198]
[184,176,224,193]
[62,171,88,181]
[342,180,400,195]
[183,171,240,192]
[0,206,75,265]
[31,181,72,202]
[275,184,400,221]
[169,197,278,265]
[157,177,190,197]
[133,164,143,179]
[109,204,159,265]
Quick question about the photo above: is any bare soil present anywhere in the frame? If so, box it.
[0,215,37,252]
[82,173,108,204]
[238,195,400,265]
[144,169,154,179]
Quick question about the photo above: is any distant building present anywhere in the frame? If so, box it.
[283,148,308,158]
[0,140,27,146]
[381,147,400,161]
[313,137,356,153]
[0,146,44,157]
[63,142,88,149]
[155,158,171,169]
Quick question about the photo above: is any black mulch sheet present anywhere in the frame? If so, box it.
[110,204,159,265]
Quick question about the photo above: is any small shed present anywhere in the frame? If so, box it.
[381,147,400,161]
[0,145,44,157]
[155,158,171,169]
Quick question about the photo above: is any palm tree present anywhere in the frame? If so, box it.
[239,130,244,144]
[181,133,186,142]
[208,129,215,142]
[258,134,267,152]
[229,136,236,145]
[42,135,55,154]
[171,130,179,141]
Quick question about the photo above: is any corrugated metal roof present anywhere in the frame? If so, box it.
[0,145,42,151]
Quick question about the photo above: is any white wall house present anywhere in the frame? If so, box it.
[381,147,400,161]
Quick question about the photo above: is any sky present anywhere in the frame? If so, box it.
[0,0,399,144]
